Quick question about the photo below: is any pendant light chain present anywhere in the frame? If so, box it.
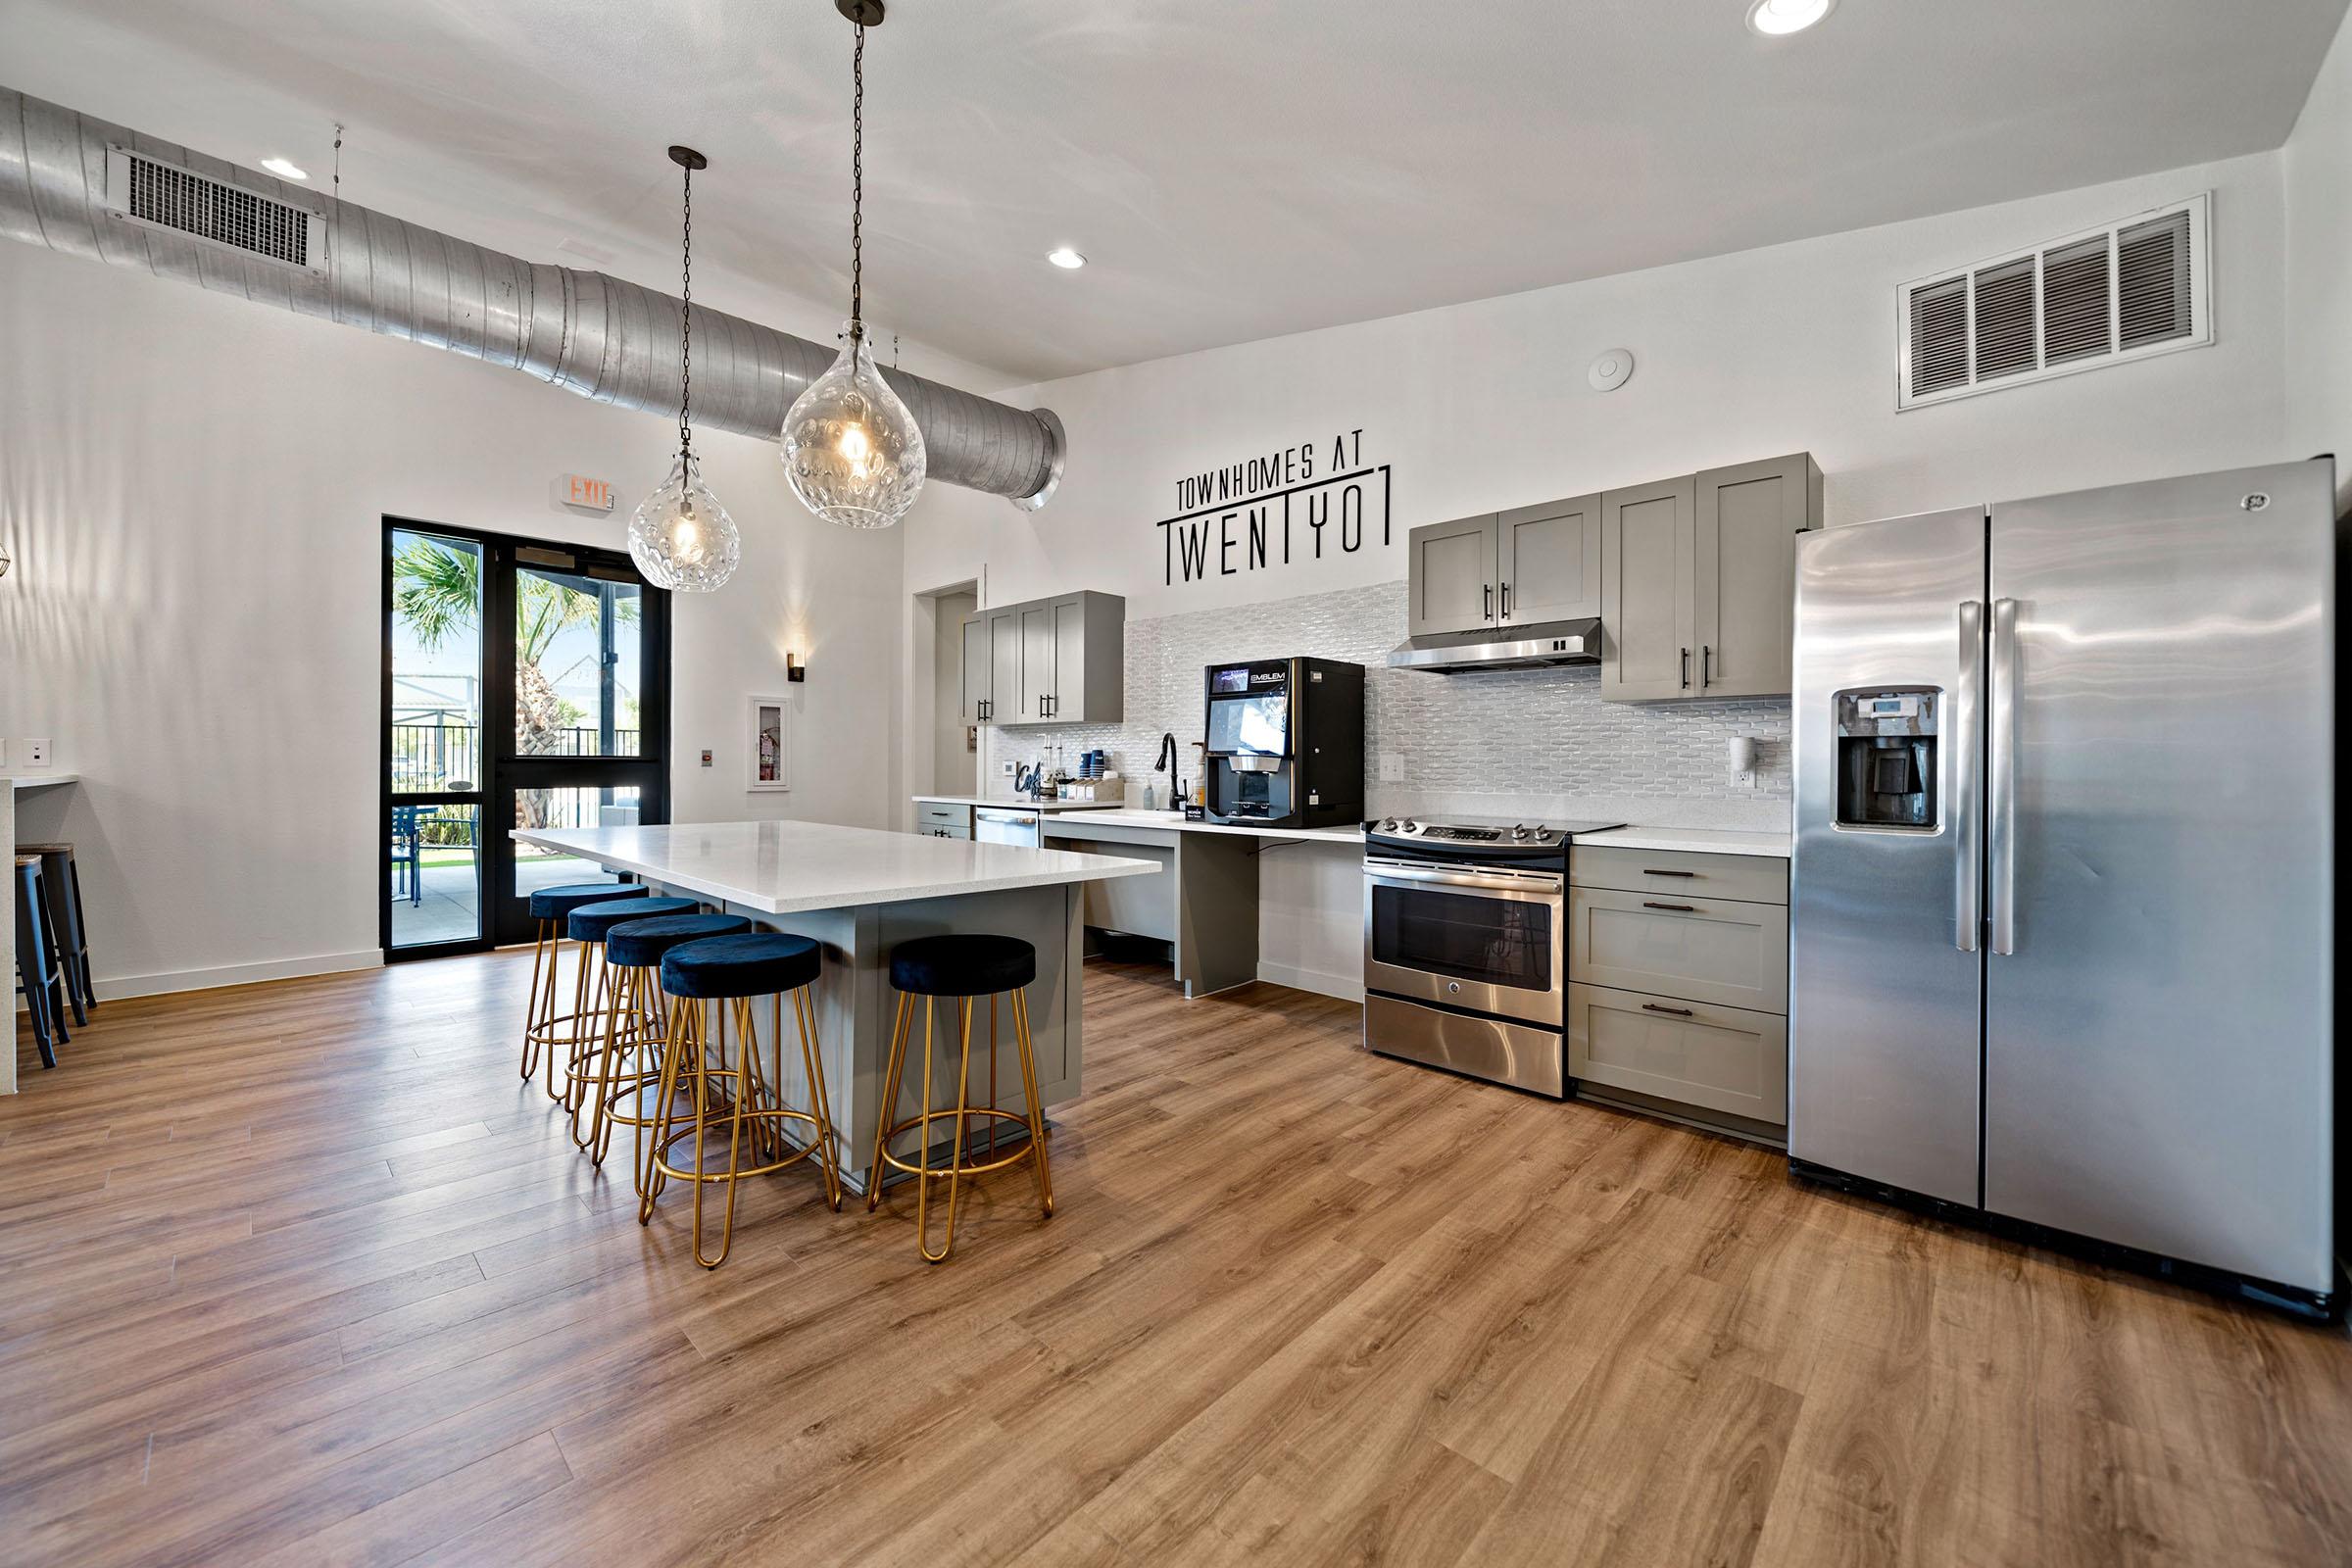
[679,158,694,459]
[850,19,864,337]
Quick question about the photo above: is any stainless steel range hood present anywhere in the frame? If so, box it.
[1386,617,1601,673]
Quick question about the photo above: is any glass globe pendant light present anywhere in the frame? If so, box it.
[782,0,927,530]
[629,145,741,592]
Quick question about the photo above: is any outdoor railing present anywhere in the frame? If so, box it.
[389,721,640,792]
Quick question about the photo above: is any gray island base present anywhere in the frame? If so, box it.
[512,820,1157,1195]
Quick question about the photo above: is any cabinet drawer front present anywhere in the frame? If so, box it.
[1568,887,1788,1013]
[1568,983,1787,1124]
[915,804,972,832]
[1570,845,1787,905]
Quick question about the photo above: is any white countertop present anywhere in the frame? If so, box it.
[912,794,1125,813]
[6,772,79,792]
[513,819,1158,915]
[1573,825,1790,858]
[1041,808,1366,845]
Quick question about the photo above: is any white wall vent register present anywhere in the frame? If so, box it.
[1896,193,2209,410]
[102,146,326,275]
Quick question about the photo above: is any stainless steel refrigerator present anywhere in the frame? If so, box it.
[1789,459,2337,1315]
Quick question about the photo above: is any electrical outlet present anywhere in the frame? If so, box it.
[1378,752,1404,784]
[1000,760,1015,777]
[25,738,48,767]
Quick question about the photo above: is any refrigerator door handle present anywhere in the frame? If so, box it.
[1953,600,1985,952]
[1988,596,2020,955]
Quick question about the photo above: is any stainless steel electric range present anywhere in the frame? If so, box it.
[1361,815,1623,1097]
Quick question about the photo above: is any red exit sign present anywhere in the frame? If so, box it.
[563,474,614,511]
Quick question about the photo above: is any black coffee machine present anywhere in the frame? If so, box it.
[1202,658,1364,829]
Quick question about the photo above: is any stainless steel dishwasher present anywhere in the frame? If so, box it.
[973,807,1042,848]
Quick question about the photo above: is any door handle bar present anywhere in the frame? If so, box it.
[1953,600,1984,953]
[1988,597,2019,956]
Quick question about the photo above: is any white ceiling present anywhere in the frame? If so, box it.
[5,0,2346,385]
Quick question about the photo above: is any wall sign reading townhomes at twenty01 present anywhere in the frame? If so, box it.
[1153,429,1391,587]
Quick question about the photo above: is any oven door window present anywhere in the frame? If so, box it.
[1369,883,1552,993]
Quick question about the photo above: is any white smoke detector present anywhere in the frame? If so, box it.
[1588,349,1635,393]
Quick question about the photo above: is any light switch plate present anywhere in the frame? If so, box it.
[1378,752,1404,783]
[25,738,48,767]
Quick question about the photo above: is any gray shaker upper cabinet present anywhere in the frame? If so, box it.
[1599,475,1698,702]
[958,612,992,723]
[960,590,1124,726]
[1044,592,1124,724]
[1497,493,1602,625]
[1405,514,1498,636]
[1692,453,1822,699]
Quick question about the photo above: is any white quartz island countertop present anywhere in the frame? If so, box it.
[1572,825,1790,858]
[911,793,1126,813]
[513,819,1157,915]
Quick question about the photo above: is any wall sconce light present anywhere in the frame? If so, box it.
[787,652,806,683]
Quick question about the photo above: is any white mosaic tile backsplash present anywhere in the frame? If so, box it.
[986,580,1792,832]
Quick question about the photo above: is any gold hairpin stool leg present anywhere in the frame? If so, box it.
[644,977,842,1268]
[582,962,670,1171]
[867,979,1054,1263]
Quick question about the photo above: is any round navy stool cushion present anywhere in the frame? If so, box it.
[889,934,1037,998]
[661,932,822,1000]
[568,896,697,943]
[530,881,648,921]
[605,911,751,969]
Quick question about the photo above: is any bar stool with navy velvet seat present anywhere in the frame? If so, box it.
[14,856,70,1069]
[867,934,1054,1263]
[519,881,650,1096]
[17,844,94,1024]
[586,909,751,1188]
[645,931,843,1268]
[562,895,700,1132]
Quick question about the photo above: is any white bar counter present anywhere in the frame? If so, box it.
[513,819,1157,1193]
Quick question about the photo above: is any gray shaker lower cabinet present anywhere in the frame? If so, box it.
[1566,846,1789,1143]
[1568,984,1788,1131]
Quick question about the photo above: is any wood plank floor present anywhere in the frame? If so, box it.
[2,953,2346,1566]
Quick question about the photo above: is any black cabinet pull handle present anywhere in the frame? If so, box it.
[1500,582,1511,620]
[1642,1003,1695,1017]
[1484,584,1494,621]
[1702,645,1713,686]
[1680,648,1690,688]
[1642,868,1697,878]
[1642,902,1697,912]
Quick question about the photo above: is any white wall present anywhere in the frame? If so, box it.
[0,240,971,997]
[2287,3,2352,513]
[909,151,2290,625]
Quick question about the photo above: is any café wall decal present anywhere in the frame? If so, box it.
[1153,428,1390,587]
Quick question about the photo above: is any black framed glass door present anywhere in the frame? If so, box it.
[383,521,670,958]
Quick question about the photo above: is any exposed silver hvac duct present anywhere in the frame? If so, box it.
[0,85,1066,510]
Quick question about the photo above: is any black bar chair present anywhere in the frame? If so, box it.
[18,843,94,1022]
[867,934,1054,1263]
[13,856,70,1068]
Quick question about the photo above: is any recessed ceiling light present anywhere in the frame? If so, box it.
[260,156,309,180]
[1747,0,1834,35]
[1047,247,1086,270]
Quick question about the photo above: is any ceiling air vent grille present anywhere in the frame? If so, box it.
[101,146,327,275]
[1897,193,2209,410]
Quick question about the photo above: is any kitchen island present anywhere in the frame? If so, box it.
[512,820,1157,1192]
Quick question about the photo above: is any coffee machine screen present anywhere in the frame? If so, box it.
[1834,688,1938,830]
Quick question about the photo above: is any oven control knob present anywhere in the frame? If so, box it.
[1400,818,1419,834]
[1379,818,1397,833]
[1510,823,1530,840]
